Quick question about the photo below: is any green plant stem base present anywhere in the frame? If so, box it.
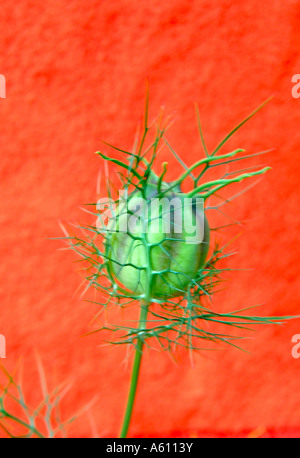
[119,303,149,438]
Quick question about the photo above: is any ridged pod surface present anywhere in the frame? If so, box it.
[107,182,210,299]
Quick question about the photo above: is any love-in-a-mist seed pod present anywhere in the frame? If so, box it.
[107,179,210,300]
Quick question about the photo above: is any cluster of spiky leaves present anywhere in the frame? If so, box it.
[0,360,89,438]
[61,89,293,354]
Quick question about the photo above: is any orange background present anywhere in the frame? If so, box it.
[1,0,300,438]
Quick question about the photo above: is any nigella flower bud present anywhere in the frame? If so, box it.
[106,181,210,300]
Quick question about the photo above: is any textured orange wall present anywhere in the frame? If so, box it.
[1,0,300,438]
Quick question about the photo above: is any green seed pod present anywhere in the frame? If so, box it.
[106,181,210,300]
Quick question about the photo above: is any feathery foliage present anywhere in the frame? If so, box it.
[59,88,294,355]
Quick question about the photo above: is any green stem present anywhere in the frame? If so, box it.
[119,302,149,438]
[1,411,45,438]
[187,166,271,198]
